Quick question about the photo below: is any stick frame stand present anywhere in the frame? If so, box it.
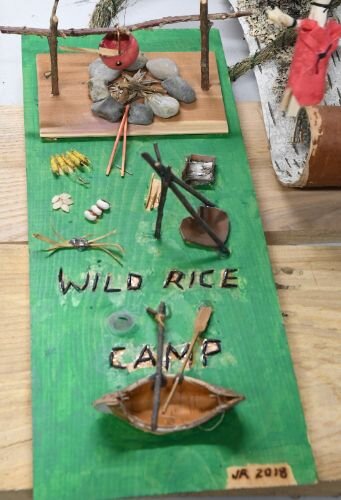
[141,144,229,255]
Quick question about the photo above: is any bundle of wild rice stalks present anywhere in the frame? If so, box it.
[33,229,124,264]
[89,0,128,28]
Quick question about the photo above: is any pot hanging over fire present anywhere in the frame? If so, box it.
[99,30,139,70]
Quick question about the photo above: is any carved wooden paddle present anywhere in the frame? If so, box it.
[60,45,119,57]
[161,305,213,414]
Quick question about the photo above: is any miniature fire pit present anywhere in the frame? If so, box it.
[88,55,197,125]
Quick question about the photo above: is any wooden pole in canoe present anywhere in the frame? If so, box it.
[146,302,166,432]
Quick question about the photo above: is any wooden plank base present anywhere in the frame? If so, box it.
[1,102,340,495]
[0,244,340,494]
[36,52,228,138]
[28,30,317,498]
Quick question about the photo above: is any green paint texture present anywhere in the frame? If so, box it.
[22,30,317,500]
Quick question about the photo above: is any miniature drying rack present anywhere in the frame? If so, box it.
[0,1,251,96]
[141,144,229,254]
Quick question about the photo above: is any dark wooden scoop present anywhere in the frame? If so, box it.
[180,206,229,248]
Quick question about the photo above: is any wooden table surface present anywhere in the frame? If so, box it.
[0,103,340,499]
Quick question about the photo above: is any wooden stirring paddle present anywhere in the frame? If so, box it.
[161,305,213,414]
[60,45,119,57]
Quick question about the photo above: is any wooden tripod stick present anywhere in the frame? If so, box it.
[151,144,171,239]
[162,306,213,414]
[147,302,166,431]
[154,166,171,239]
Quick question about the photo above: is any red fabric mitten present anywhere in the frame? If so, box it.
[287,19,341,106]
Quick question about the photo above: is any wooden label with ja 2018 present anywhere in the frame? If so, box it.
[226,463,296,489]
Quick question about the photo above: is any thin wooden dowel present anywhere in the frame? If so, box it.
[171,172,215,207]
[154,167,171,239]
[121,114,128,177]
[105,131,123,176]
[153,143,162,164]
[105,105,129,176]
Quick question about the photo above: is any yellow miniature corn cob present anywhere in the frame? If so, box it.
[70,150,90,166]
[50,150,91,185]
[55,154,73,174]
[61,154,77,170]
[50,155,60,175]
[66,151,82,168]
[51,155,65,175]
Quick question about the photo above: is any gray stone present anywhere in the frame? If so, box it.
[88,57,121,83]
[88,78,110,102]
[147,94,180,119]
[146,58,179,80]
[126,52,148,72]
[91,96,124,123]
[128,103,154,125]
[162,76,196,104]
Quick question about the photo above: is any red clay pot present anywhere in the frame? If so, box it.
[99,32,139,70]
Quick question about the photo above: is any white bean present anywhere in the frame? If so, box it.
[96,199,111,210]
[91,205,103,216]
[84,210,97,222]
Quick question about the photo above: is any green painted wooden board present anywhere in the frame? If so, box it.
[23,30,317,500]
